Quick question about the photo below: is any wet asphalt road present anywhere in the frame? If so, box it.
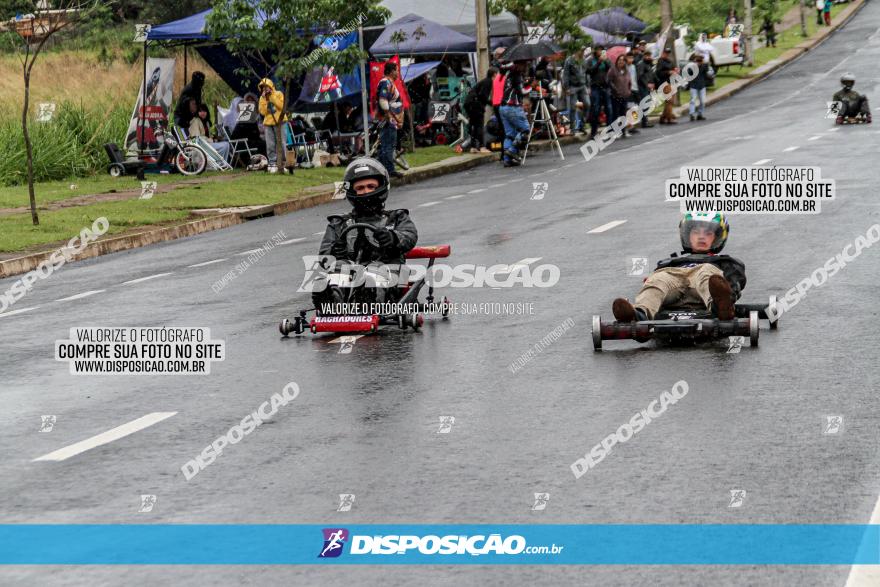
[2,4,880,585]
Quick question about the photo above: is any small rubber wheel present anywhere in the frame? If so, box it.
[109,164,124,178]
[409,313,422,332]
[768,295,779,330]
[293,317,305,335]
[592,315,602,351]
[279,318,292,337]
[749,311,759,347]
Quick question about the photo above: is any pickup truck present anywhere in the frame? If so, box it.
[646,24,744,69]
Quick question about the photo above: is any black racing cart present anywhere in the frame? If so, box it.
[591,296,780,350]
[279,223,451,337]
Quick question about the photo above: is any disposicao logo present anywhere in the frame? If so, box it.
[319,528,349,558]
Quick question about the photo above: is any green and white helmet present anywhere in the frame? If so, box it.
[679,212,729,253]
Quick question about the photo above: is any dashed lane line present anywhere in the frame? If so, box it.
[588,220,628,234]
[56,290,105,302]
[33,412,178,462]
[121,273,173,285]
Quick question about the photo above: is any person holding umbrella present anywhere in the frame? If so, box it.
[497,60,531,167]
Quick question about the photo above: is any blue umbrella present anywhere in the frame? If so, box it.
[579,7,646,34]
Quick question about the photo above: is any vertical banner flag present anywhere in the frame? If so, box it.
[125,57,175,156]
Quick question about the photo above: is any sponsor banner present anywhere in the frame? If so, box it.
[124,57,175,156]
[0,525,877,564]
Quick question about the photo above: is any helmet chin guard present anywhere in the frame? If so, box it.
[343,157,390,215]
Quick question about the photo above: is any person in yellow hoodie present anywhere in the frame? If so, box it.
[258,78,287,173]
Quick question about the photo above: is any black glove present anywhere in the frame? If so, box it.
[373,228,395,249]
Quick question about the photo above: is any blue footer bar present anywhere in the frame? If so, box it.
[0,525,878,564]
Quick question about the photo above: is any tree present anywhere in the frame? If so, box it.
[207,0,388,173]
[4,0,101,225]
[489,0,600,51]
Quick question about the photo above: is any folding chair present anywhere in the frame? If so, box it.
[217,105,256,166]
[218,123,256,166]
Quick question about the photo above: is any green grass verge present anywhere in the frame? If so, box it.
[0,145,459,253]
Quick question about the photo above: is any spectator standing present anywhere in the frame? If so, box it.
[563,48,589,134]
[815,0,824,25]
[687,54,710,121]
[823,0,832,26]
[762,18,777,47]
[585,44,613,138]
[257,78,287,174]
[607,54,633,137]
[490,46,507,71]
[174,71,206,130]
[635,52,656,128]
[464,66,496,153]
[376,61,404,178]
[693,33,717,68]
[656,47,679,124]
[497,61,531,167]
[625,52,640,134]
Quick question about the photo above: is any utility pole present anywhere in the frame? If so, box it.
[660,0,674,54]
[475,0,489,78]
[358,17,370,154]
[744,0,754,66]
[799,0,808,37]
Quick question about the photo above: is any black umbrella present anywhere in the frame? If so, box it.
[501,40,562,62]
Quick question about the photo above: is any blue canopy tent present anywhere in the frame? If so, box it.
[370,13,476,56]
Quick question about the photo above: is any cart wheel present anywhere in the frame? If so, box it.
[293,317,305,334]
[768,295,779,330]
[592,315,602,351]
[441,296,451,318]
[410,314,423,331]
[108,164,124,178]
[749,311,759,347]
[176,145,208,176]
[279,318,292,337]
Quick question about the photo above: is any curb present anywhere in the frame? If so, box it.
[0,136,570,279]
[672,0,865,118]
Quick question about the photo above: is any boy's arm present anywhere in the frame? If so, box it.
[386,210,418,253]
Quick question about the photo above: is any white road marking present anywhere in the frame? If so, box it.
[807,136,822,141]
[563,163,577,168]
[33,412,178,462]
[419,201,442,207]
[56,290,105,302]
[827,127,840,132]
[277,238,307,245]
[121,273,173,285]
[588,220,627,234]
[188,258,228,268]
[237,248,263,256]
[844,495,880,586]
[782,146,799,152]
[445,194,466,200]
[752,159,773,165]
[467,188,487,194]
[0,306,38,318]
[312,231,324,236]
[489,183,506,188]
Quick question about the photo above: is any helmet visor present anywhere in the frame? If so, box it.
[680,219,720,252]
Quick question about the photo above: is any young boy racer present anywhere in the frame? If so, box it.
[612,212,746,322]
[312,157,417,312]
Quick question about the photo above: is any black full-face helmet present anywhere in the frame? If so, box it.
[841,73,855,89]
[343,157,390,215]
